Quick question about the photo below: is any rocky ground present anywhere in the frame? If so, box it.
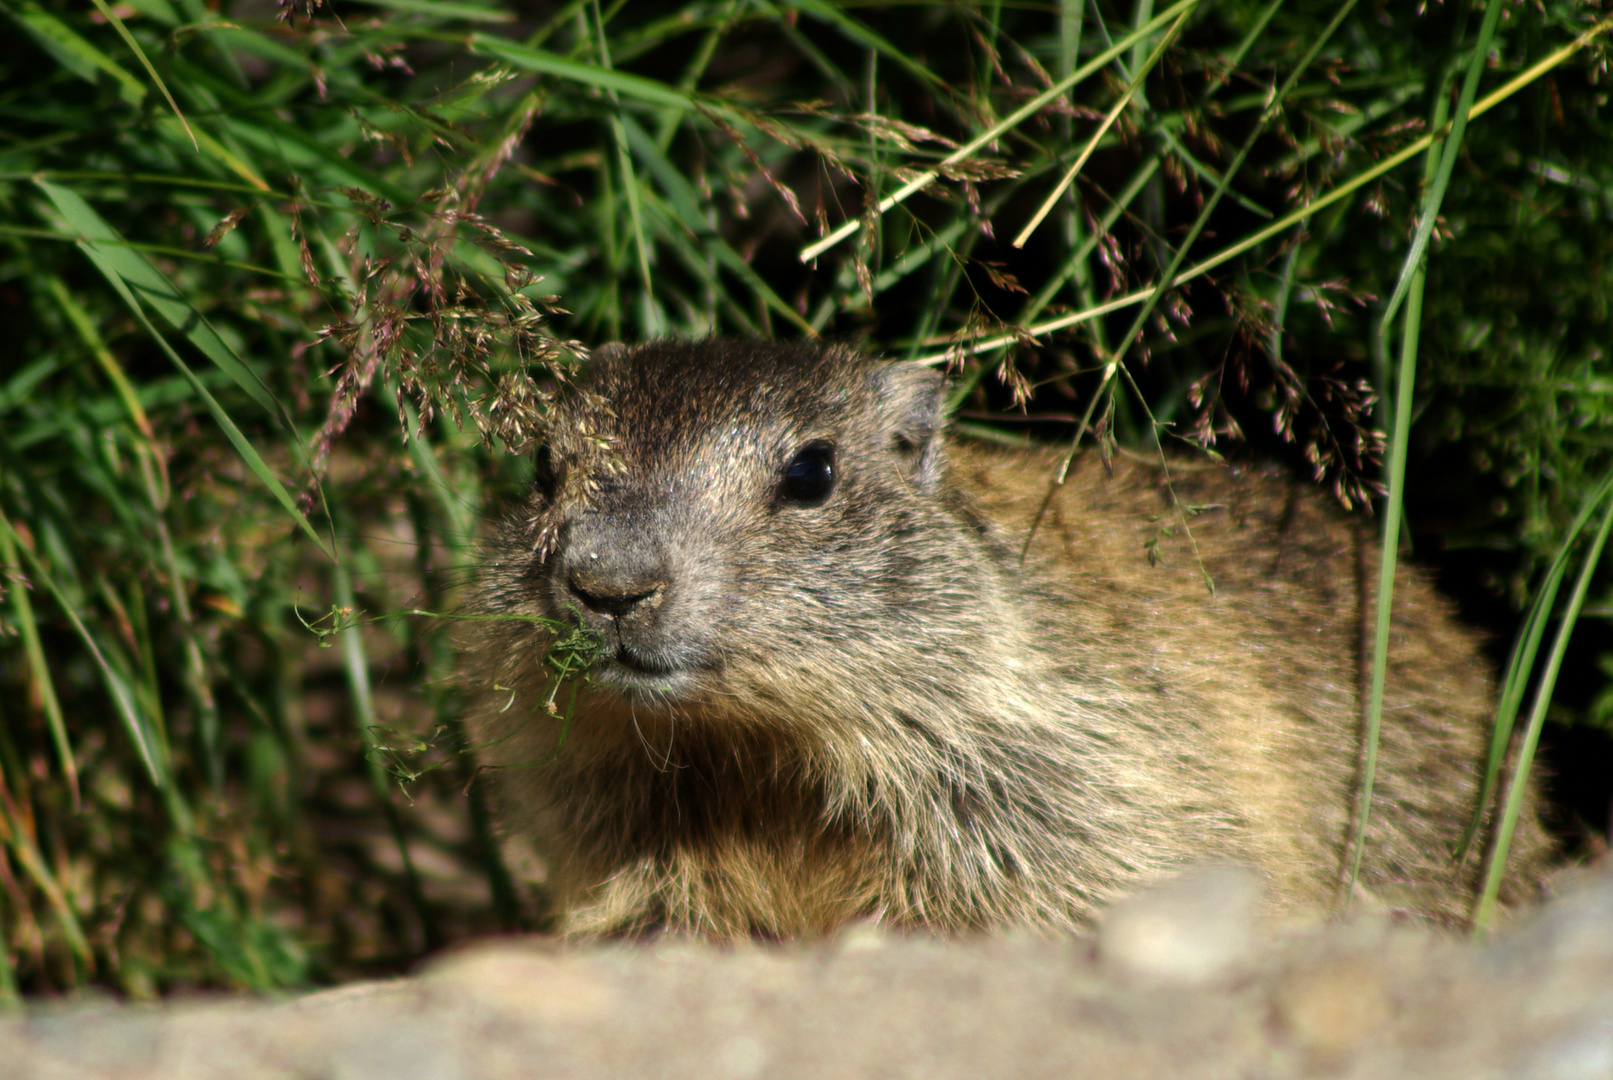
[5,865,1612,1080]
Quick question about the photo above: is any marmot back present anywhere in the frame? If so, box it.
[470,339,1552,937]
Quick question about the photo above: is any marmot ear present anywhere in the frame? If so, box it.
[590,342,629,365]
[871,361,947,488]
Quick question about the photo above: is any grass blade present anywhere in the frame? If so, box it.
[75,241,336,562]
[0,520,77,808]
[334,549,439,949]
[345,0,515,21]
[1474,476,1613,930]
[799,0,1204,262]
[38,180,278,413]
[1376,0,1509,336]
[913,13,1613,364]
[4,0,146,103]
[784,0,946,91]
[0,511,167,788]
[591,0,663,336]
[1346,239,1426,896]
[1460,473,1613,862]
[470,34,695,109]
[1102,0,1362,371]
[1012,9,1188,249]
[1348,0,1508,899]
[0,777,94,977]
[87,0,196,150]
[37,181,335,561]
[620,115,815,335]
[154,118,270,192]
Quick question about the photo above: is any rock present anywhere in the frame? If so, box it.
[4,866,1612,1080]
[1096,865,1263,984]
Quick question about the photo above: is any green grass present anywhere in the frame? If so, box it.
[1,0,1611,995]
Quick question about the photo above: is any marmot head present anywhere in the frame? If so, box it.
[495,340,959,712]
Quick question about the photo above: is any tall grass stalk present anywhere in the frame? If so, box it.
[1350,0,1505,899]
[1472,469,1613,931]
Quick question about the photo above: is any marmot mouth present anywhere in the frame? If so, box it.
[594,650,694,697]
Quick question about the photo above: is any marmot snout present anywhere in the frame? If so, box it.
[470,339,1552,939]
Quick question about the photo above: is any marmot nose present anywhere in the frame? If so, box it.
[566,558,667,618]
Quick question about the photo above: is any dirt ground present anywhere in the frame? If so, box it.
[5,864,1612,1080]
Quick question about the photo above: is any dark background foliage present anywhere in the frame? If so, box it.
[0,0,1610,995]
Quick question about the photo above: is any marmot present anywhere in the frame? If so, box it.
[469,339,1551,938]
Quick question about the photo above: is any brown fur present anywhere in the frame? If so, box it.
[468,339,1552,938]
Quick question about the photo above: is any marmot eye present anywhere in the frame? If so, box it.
[532,444,557,500]
[780,441,836,507]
